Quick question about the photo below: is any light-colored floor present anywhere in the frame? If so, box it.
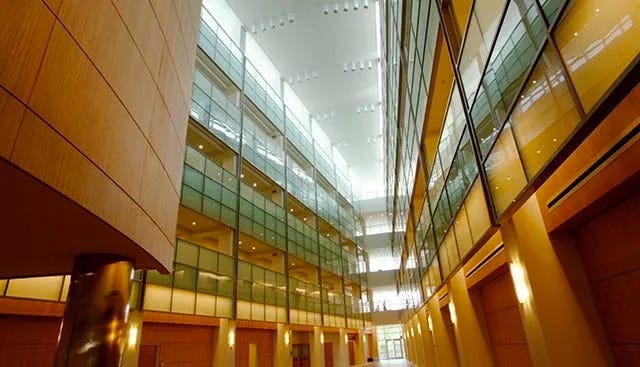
[352,359,413,367]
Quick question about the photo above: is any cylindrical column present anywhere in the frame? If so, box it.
[55,254,134,367]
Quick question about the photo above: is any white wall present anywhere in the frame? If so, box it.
[202,0,243,44]
[284,83,310,130]
[246,34,282,97]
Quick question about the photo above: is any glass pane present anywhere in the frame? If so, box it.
[176,240,199,267]
[218,254,235,277]
[199,248,219,272]
[173,264,197,290]
[484,123,528,215]
[511,46,581,178]
[554,0,640,111]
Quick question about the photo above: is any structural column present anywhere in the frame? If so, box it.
[274,323,292,366]
[310,326,325,367]
[428,295,460,367]
[54,254,134,367]
[449,268,494,366]
[214,319,236,367]
[418,308,437,366]
[501,195,613,367]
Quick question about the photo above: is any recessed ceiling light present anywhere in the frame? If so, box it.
[192,221,196,226]
[303,217,307,221]
[252,246,256,250]
[291,262,296,266]
[241,174,244,178]
[574,32,578,36]
[532,80,537,84]
[253,183,257,187]
[198,144,203,149]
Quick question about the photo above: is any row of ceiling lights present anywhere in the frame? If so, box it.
[249,13,296,34]
[343,59,378,72]
[315,111,336,121]
[357,102,381,113]
[323,0,370,14]
[287,70,319,85]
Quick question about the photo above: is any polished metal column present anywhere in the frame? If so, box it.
[54,254,134,367]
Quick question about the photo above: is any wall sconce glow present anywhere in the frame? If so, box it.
[128,326,138,348]
[344,334,348,344]
[363,333,366,342]
[427,315,433,332]
[284,330,290,346]
[228,330,235,348]
[449,301,457,324]
[320,332,324,345]
[410,328,414,337]
[417,324,421,335]
[510,262,531,303]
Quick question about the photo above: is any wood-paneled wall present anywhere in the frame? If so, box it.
[140,322,215,367]
[236,328,275,367]
[0,0,201,277]
[0,315,60,366]
[575,189,640,366]
[480,270,532,367]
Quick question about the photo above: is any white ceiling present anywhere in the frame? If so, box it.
[226,0,384,195]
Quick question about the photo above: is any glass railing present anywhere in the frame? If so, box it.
[239,182,287,251]
[471,0,545,156]
[336,169,353,204]
[316,183,339,229]
[242,114,285,186]
[319,236,343,277]
[287,214,319,265]
[285,108,314,163]
[244,60,285,132]
[199,8,243,87]
[322,288,346,327]
[313,143,336,186]
[182,145,238,228]
[191,68,241,151]
[289,277,322,325]
[144,239,235,318]
[286,155,316,210]
[237,260,288,322]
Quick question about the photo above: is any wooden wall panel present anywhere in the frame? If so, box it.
[0,315,60,366]
[480,270,532,367]
[140,322,215,367]
[576,190,640,366]
[236,328,275,367]
[537,83,640,232]
[0,0,201,277]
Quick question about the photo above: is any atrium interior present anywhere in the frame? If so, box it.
[0,0,638,366]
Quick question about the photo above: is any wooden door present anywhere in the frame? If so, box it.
[348,340,355,365]
[138,345,158,367]
[324,342,334,367]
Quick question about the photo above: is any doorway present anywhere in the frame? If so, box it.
[138,345,158,367]
[292,343,310,367]
[385,339,403,359]
[323,342,334,367]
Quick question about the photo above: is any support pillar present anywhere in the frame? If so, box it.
[418,308,437,366]
[214,319,236,367]
[274,323,291,366]
[54,254,134,367]
[310,326,325,367]
[429,295,460,367]
[501,195,613,367]
[449,268,494,366]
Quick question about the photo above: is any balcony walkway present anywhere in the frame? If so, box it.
[353,359,413,367]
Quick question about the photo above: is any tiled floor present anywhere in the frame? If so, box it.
[353,359,413,367]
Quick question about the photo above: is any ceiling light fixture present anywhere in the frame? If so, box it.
[324,5,330,15]
[252,246,256,250]
[260,23,266,31]
[198,144,203,149]
[344,1,349,11]
[270,18,276,29]
[333,4,339,13]
[351,62,356,71]
[191,221,196,226]
[357,106,361,113]
[354,0,359,10]
[343,63,348,72]
[251,25,257,34]
[360,61,365,70]
[368,60,373,69]
[279,17,285,26]
[313,71,319,79]
[305,72,310,80]
[288,13,295,23]
[363,0,369,9]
